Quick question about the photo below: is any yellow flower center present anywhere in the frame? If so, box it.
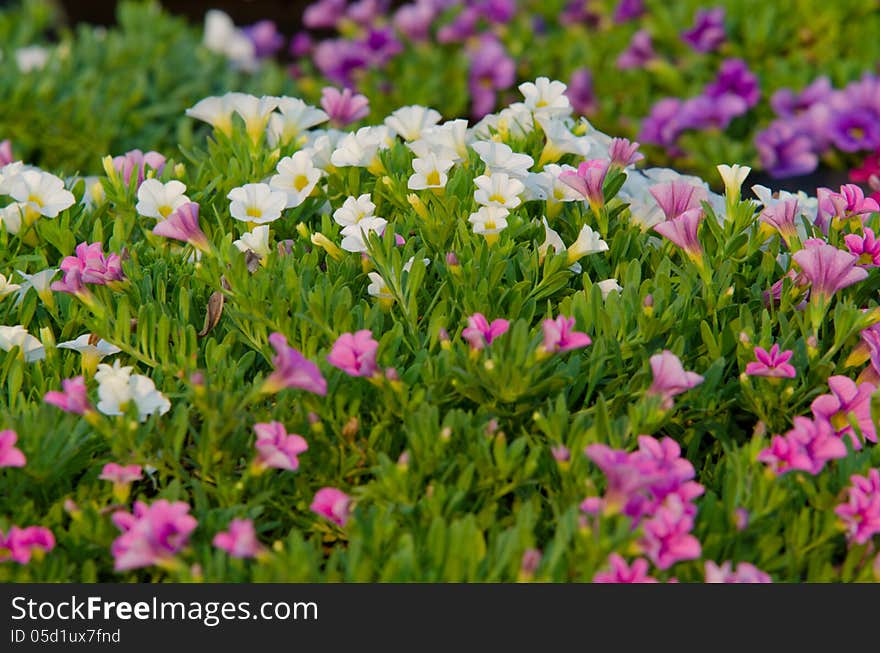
[850,127,865,140]
[158,205,173,217]
[293,175,310,191]
[246,207,263,218]
[485,219,496,230]
[426,170,441,186]
[830,411,849,431]
[28,194,44,208]
[489,193,506,204]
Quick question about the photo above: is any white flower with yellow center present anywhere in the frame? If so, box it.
[471,141,534,179]
[717,164,751,201]
[136,179,189,220]
[567,224,609,265]
[468,206,509,244]
[229,93,280,144]
[15,268,57,306]
[497,102,534,139]
[0,273,21,299]
[15,46,49,73]
[269,151,323,208]
[185,95,236,136]
[367,272,394,304]
[302,129,346,170]
[9,170,75,218]
[333,194,376,228]
[228,183,287,225]
[473,173,524,209]
[519,77,572,119]
[408,153,455,191]
[536,115,591,165]
[57,333,122,374]
[0,325,44,362]
[203,10,256,71]
[597,279,623,300]
[234,225,271,259]
[417,119,471,162]
[330,126,391,173]
[95,360,171,421]
[0,203,25,235]
[536,217,583,273]
[267,97,328,147]
[340,217,388,253]
[385,105,442,142]
[0,161,26,194]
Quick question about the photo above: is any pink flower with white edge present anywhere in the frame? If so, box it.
[111,500,197,571]
[0,526,55,564]
[541,315,591,353]
[311,487,352,527]
[327,330,379,377]
[253,421,308,471]
[213,519,263,559]
[0,429,26,468]
[593,554,658,583]
[704,561,772,583]
[745,344,796,379]
[461,313,509,350]
[810,375,877,448]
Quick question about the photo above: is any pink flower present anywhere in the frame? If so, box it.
[0,139,12,166]
[0,526,55,564]
[745,344,796,379]
[584,443,661,513]
[646,350,704,409]
[327,330,379,377]
[111,500,198,571]
[815,184,880,232]
[262,332,327,395]
[153,202,210,253]
[759,198,800,247]
[810,375,877,448]
[541,315,591,353]
[639,496,702,570]
[649,180,708,221]
[112,149,166,188]
[99,463,143,485]
[44,376,92,415]
[461,313,509,350]
[559,159,609,209]
[653,208,705,261]
[835,468,880,545]
[253,421,308,471]
[0,429,25,468]
[608,137,644,169]
[757,416,847,475]
[213,519,263,559]
[593,554,658,583]
[311,487,352,527]
[51,241,125,296]
[320,87,370,127]
[551,444,570,462]
[704,561,772,583]
[844,228,880,267]
[792,239,867,304]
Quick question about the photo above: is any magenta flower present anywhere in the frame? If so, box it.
[560,159,609,210]
[745,344,796,379]
[243,20,285,59]
[653,208,705,262]
[153,202,210,253]
[541,315,591,354]
[704,561,772,583]
[213,519,263,559]
[755,120,819,179]
[0,526,55,564]
[811,375,877,448]
[583,443,668,517]
[681,7,726,53]
[262,332,327,395]
[647,350,704,410]
[613,0,645,23]
[551,444,570,462]
[303,0,346,29]
[467,36,515,118]
[608,138,644,169]
[99,463,143,485]
[757,416,847,475]
[327,330,379,377]
[705,59,760,110]
[639,496,702,570]
[617,29,655,70]
[593,554,658,583]
[632,435,703,512]
[311,487,352,527]
[835,469,880,545]
[565,68,597,116]
[829,108,880,153]
[639,98,685,154]
[461,313,510,350]
[320,87,370,127]
[816,184,880,232]
[111,500,197,571]
[51,241,125,296]
[844,228,880,267]
[0,429,26,468]
[253,421,308,471]
[44,376,93,415]
[792,239,868,304]
[759,198,800,247]
[0,139,12,166]
[112,149,166,188]
[771,77,832,117]
[393,2,436,42]
[649,180,708,221]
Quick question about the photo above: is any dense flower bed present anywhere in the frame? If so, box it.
[1,76,879,582]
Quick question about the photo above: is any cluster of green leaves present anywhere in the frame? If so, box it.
[1,98,880,583]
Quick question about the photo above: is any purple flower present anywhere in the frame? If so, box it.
[311,487,352,527]
[213,519,263,559]
[478,0,517,24]
[347,0,390,25]
[0,429,25,468]
[829,108,880,153]
[792,239,868,304]
[243,20,284,59]
[757,416,847,475]
[565,68,597,116]
[646,350,704,410]
[313,39,370,88]
[613,0,645,23]
[639,496,701,570]
[153,202,210,253]
[755,120,819,178]
[320,87,370,128]
[608,137,644,169]
[111,149,165,189]
[678,94,747,131]
[811,375,877,448]
[745,344,796,379]
[289,32,313,57]
[254,421,309,471]
[111,500,197,571]
[845,228,880,267]
[461,313,510,350]
[0,526,54,564]
[262,332,328,395]
[541,315,592,353]
[771,77,832,117]
[638,98,684,153]
[327,330,379,377]
[593,554,657,583]
[560,159,609,209]
[468,36,515,119]
[360,26,403,68]
[705,561,772,583]
[759,198,800,247]
[393,1,437,41]
[617,30,655,70]
[303,0,346,29]
[653,208,705,261]
[438,6,479,43]
[705,59,760,109]
[44,376,92,415]
[681,7,726,53]
[835,468,880,545]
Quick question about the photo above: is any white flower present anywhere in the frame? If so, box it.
[575,117,614,160]
[468,206,509,236]
[333,194,376,227]
[497,102,535,138]
[367,272,393,301]
[8,170,75,218]
[302,129,346,170]
[567,224,609,262]
[597,279,623,300]
[536,115,591,161]
[267,97,328,147]
[227,183,287,224]
[233,225,272,258]
[0,273,21,299]
[340,217,388,253]
[136,179,189,219]
[0,326,44,362]
[385,105,442,141]
[717,164,751,200]
[538,217,565,259]
[403,257,431,273]
[519,77,572,118]
[57,334,122,360]
[185,95,235,135]
[0,161,26,194]
[0,203,25,234]
[751,184,818,225]
[203,10,257,71]
[228,93,280,143]
[408,153,455,190]
[15,46,49,73]
[95,360,171,421]
[470,112,501,141]
[330,126,391,169]
[15,268,57,305]
[474,173,525,208]
[525,165,582,203]
[471,141,534,179]
[417,119,471,162]
[269,151,323,208]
